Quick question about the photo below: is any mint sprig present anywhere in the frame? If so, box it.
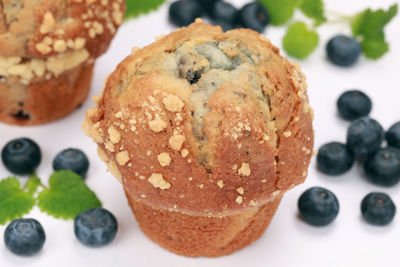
[351,4,398,59]
[0,171,101,225]
[257,0,302,25]
[38,171,101,219]
[257,1,398,60]
[0,177,36,225]
[283,22,319,59]
[125,0,167,19]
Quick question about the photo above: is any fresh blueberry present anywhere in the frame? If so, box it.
[361,192,396,226]
[326,35,361,67]
[210,1,237,24]
[236,2,270,33]
[197,0,219,14]
[386,121,400,149]
[363,147,400,186]
[74,207,118,247]
[212,19,235,31]
[346,117,384,158]
[53,148,89,178]
[1,138,41,175]
[337,90,372,121]
[4,218,45,256]
[317,142,355,175]
[298,187,339,226]
[169,0,203,27]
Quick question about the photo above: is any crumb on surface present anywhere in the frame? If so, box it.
[157,152,172,166]
[236,187,244,195]
[238,162,251,176]
[235,196,243,204]
[148,173,171,190]
[148,118,167,132]
[116,151,129,165]
[217,180,225,188]
[162,95,184,112]
[169,134,185,151]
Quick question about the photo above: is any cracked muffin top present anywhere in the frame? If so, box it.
[84,20,314,216]
[0,0,124,83]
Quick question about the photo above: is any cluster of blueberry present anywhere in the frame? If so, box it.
[169,0,269,33]
[299,90,399,227]
[1,138,118,256]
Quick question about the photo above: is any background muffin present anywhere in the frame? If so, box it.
[84,20,314,257]
[0,0,125,125]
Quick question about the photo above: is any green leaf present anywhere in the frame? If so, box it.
[351,4,397,59]
[351,4,397,38]
[125,0,167,19]
[300,0,327,26]
[257,0,302,25]
[361,38,389,59]
[25,174,41,195]
[38,170,101,219]
[283,22,319,59]
[0,177,35,225]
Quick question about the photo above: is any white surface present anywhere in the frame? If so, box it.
[1,0,399,266]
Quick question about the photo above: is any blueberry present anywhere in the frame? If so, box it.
[337,90,372,121]
[4,218,45,256]
[361,192,396,226]
[212,19,235,31]
[1,138,41,175]
[196,0,218,14]
[326,35,361,67]
[169,0,203,27]
[386,121,400,149]
[236,2,269,33]
[298,187,339,226]
[317,142,355,175]
[363,147,400,186]
[346,117,384,158]
[53,148,89,177]
[74,207,118,247]
[210,1,237,24]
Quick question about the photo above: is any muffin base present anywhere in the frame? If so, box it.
[125,189,282,257]
[0,64,94,126]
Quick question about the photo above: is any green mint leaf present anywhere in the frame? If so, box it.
[351,4,397,39]
[351,4,397,59]
[25,174,41,195]
[38,170,101,220]
[0,177,35,225]
[283,21,319,59]
[361,37,389,59]
[257,0,302,25]
[300,0,327,26]
[126,0,167,19]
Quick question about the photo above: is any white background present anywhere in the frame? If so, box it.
[1,0,399,266]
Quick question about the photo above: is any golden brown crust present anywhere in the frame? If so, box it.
[0,63,93,125]
[85,21,314,216]
[126,188,282,257]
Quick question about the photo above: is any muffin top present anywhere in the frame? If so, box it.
[0,0,125,83]
[84,20,314,216]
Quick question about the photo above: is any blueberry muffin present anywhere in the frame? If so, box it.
[0,0,125,125]
[83,20,314,257]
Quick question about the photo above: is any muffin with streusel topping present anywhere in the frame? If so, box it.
[84,20,314,257]
[0,0,125,125]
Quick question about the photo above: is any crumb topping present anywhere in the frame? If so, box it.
[157,152,172,167]
[236,187,244,195]
[180,148,189,158]
[108,126,121,143]
[169,134,185,151]
[217,180,225,188]
[235,196,243,204]
[283,131,292,138]
[148,173,171,190]
[238,162,251,176]
[148,118,167,132]
[163,95,184,112]
[116,151,129,165]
